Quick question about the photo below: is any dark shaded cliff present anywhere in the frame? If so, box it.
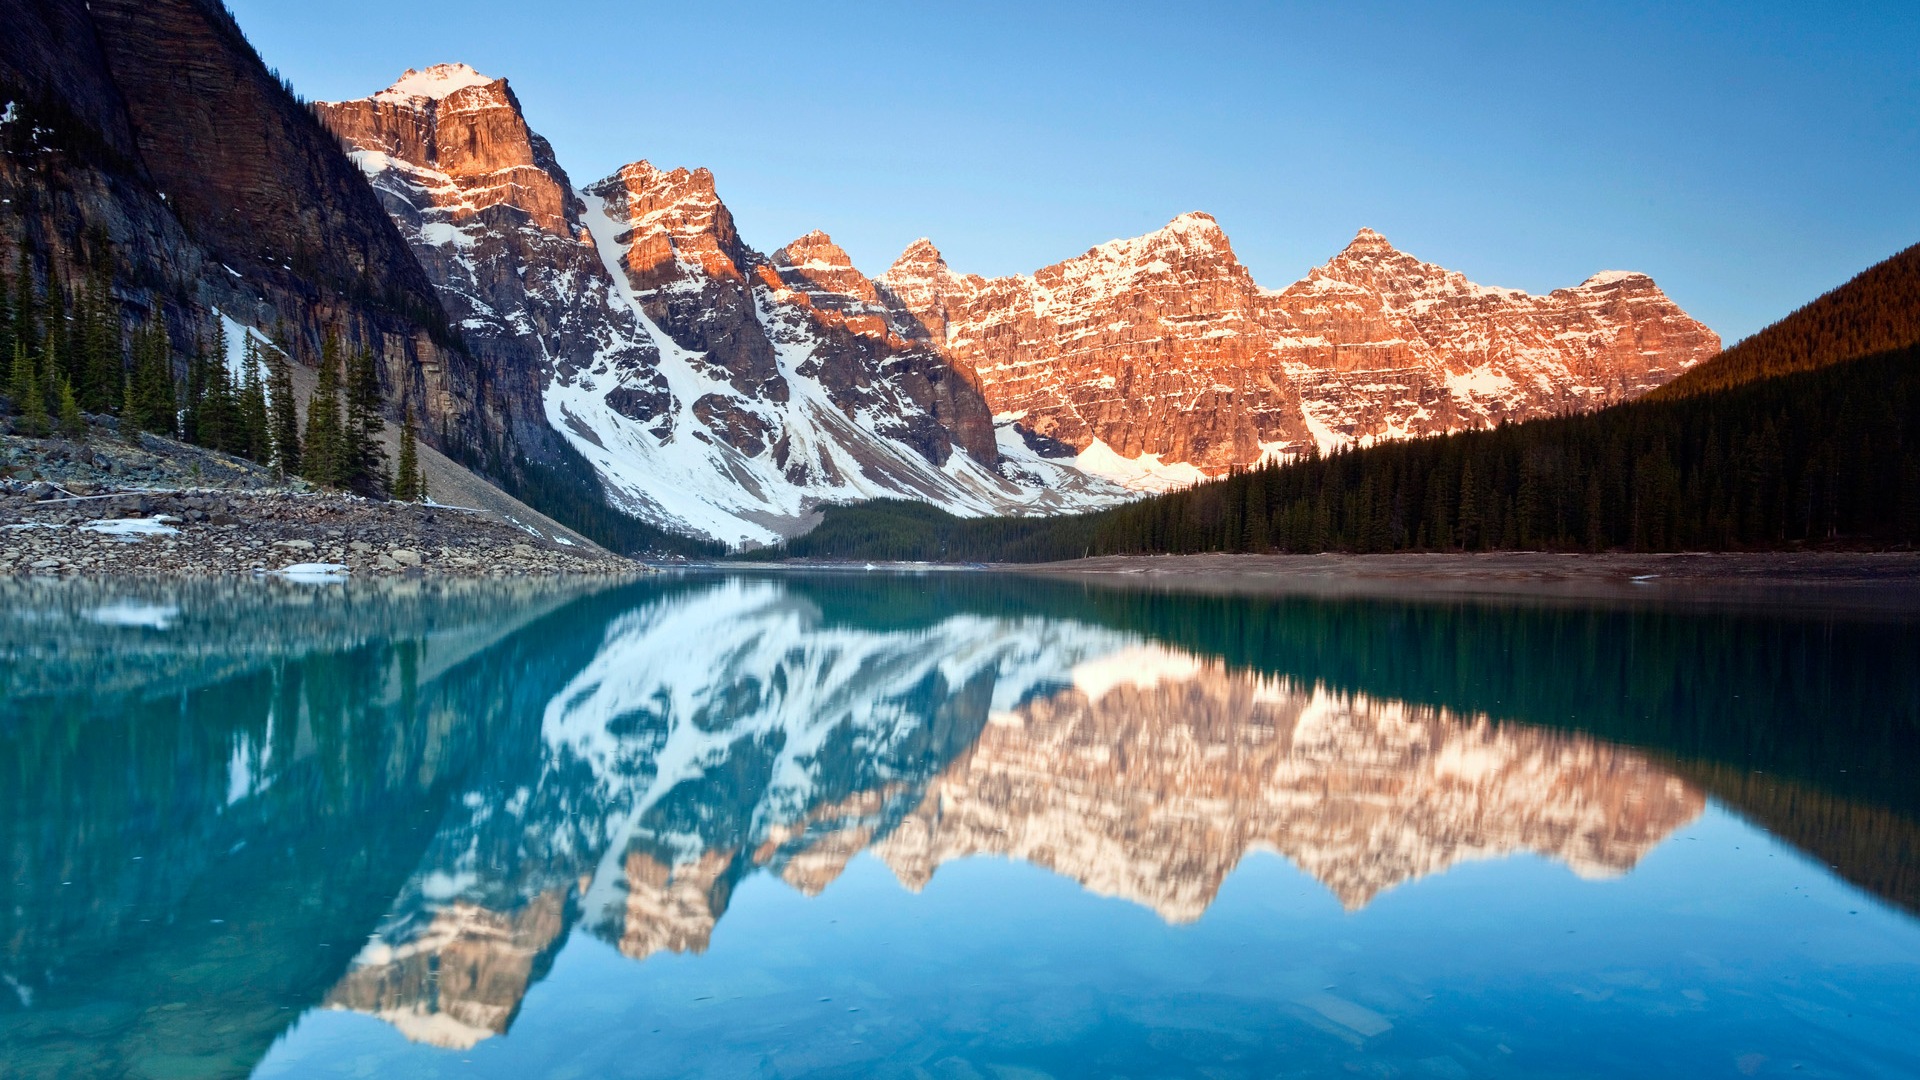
[0,0,494,465]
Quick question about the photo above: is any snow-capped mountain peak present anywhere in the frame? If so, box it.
[377,63,498,103]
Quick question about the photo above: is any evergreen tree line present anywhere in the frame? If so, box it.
[764,345,1920,562]
[2,248,426,499]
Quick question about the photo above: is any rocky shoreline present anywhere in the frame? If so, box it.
[1,483,640,578]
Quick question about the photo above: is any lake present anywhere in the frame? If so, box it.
[2,571,1917,1078]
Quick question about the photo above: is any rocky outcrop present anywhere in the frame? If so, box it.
[881,216,1722,484]
[1262,228,1723,449]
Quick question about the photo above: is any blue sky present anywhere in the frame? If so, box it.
[227,0,1918,342]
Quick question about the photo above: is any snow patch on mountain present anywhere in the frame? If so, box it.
[379,63,495,102]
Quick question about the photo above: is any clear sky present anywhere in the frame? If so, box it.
[226,0,1918,342]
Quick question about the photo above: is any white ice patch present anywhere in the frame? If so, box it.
[1445,367,1516,401]
[418,221,475,249]
[80,516,179,539]
[215,309,284,406]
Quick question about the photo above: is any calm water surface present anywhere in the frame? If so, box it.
[2,572,1917,1079]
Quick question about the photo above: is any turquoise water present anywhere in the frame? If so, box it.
[2,572,1917,1078]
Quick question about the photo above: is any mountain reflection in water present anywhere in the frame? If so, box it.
[1,573,1915,1078]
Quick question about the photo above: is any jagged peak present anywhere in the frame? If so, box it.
[1074,212,1234,270]
[774,230,855,270]
[594,160,721,200]
[375,63,498,103]
[1137,211,1229,250]
[1165,210,1223,233]
[1341,227,1397,256]
[885,238,948,274]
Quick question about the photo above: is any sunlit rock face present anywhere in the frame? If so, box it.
[612,850,737,961]
[879,220,1721,485]
[881,214,1310,478]
[313,65,665,474]
[325,587,1701,1045]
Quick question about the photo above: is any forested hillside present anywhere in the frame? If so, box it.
[1651,242,1920,399]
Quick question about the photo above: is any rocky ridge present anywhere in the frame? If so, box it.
[878,216,1723,483]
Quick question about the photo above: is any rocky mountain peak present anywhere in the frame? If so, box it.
[586,161,748,288]
[1158,210,1231,246]
[888,214,1718,483]
[775,229,849,264]
[318,63,572,237]
[1577,269,1656,291]
[888,237,948,273]
[1341,226,1397,256]
[773,230,879,307]
[876,238,987,347]
[1075,211,1238,273]
[376,62,499,103]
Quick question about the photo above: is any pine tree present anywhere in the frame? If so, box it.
[57,378,85,440]
[302,335,347,489]
[79,264,122,416]
[0,256,13,372]
[9,250,34,368]
[393,404,424,502]
[126,312,177,436]
[44,262,71,390]
[239,338,271,463]
[345,344,388,496]
[12,344,49,438]
[268,345,300,477]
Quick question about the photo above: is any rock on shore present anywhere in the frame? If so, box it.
[1,485,638,578]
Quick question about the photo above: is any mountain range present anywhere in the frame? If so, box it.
[310,63,1717,544]
[0,7,1720,549]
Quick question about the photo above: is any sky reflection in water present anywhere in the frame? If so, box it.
[1,572,1917,1079]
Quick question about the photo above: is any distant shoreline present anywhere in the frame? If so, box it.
[1009,551,1920,611]
[720,550,1920,612]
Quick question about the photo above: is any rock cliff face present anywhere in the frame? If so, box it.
[313,66,657,480]
[881,216,1722,486]
[318,68,1128,545]
[0,0,492,458]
